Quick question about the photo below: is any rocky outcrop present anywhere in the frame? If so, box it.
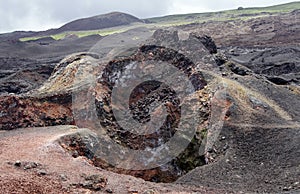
[179,10,300,47]
[0,94,73,130]
[0,30,214,181]
[222,46,300,85]
[0,26,300,193]
[0,35,103,95]
[0,52,101,130]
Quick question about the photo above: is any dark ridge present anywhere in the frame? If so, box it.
[55,12,143,33]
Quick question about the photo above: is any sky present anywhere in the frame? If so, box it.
[0,0,296,33]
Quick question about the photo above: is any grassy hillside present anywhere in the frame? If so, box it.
[148,1,300,24]
[19,1,300,42]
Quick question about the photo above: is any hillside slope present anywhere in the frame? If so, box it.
[56,12,143,33]
[1,1,298,42]
[148,1,300,23]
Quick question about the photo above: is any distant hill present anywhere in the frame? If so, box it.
[1,1,299,42]
[55,12,143,33]
[0,12,143,41]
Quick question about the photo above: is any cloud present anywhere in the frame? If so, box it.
[0,0,295,33]
[0,0,62,33]
[0,0,172,33]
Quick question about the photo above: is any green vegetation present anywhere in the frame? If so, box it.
[19,28,129,42]
[19,1,300,42]
[20,36,48,42]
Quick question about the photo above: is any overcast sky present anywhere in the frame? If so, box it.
[0,0,296,33]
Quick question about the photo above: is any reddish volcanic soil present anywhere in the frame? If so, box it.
[0,126,228,194]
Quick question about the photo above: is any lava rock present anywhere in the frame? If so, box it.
[80,174,107,191]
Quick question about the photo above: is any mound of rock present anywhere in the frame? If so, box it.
[0,29,300,193]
